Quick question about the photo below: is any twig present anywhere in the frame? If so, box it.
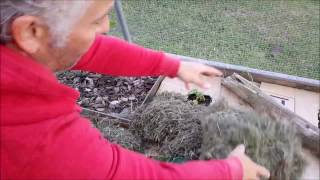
[246,71,254,83]
[81,107,131,123]
[216,121,222,136]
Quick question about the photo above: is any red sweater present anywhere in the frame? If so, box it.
[0,35,242,180]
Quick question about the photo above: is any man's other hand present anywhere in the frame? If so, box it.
[229,144,271,180]
[177,61,223,89]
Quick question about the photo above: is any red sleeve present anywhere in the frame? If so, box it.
[29,114,242,180]
[3,111,242,180]
[72,35,180,78]
[111,147,243,180]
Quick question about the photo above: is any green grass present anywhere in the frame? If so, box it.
[110,0,319,79]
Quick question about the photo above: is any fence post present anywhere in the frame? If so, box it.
[115,0,132,43]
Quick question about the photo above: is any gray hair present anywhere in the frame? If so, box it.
[0,0,91,47]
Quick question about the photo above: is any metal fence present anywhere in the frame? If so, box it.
[110,0,320,80]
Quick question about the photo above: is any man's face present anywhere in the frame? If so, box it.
[12,0,114,71]
[52,0,114,71]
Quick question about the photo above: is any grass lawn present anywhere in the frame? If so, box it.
[110,0,319,79]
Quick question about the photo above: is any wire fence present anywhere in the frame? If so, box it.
[109,0,320,80]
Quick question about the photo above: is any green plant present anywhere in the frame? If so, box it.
[188,89,206,104]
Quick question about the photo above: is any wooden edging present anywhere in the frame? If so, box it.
[142,76,166,105]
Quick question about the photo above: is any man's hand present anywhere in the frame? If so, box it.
[229,145,270,180]
[177,61,222,89]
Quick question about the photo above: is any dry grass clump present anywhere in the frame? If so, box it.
[96,119,142,151]
[130,92,206,160]
[129,92,305,179]
[200,104,305,180]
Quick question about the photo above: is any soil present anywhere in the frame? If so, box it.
[57,71,156,114]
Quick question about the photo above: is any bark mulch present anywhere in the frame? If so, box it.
[57,71,156,115]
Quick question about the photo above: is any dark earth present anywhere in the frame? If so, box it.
[57,71,156,115]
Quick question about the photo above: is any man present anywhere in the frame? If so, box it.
[0,0,270,179]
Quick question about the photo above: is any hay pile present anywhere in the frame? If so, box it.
[200,106,305,180]
[129,92,305,179]
[95,119,142,151]
[129,92,205,160]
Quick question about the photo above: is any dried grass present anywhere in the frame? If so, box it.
[129,92,305,179]
[129,92,205,160]
[200,102,305,180]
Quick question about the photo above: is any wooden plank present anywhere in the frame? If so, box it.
[220,85,253,111]
[142,76,166,105]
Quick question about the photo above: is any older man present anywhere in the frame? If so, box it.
[0,0,270,179]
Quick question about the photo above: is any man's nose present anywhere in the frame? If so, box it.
[98,19,110,34]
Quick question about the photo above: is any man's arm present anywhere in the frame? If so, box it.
[72,35,180,77]
[26,114,242,180]
[110,145,242,180]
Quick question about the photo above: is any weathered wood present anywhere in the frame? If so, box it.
[142,76,166,105]
[222,73,320,155]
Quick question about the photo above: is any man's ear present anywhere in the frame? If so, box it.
[11,15,48,54]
